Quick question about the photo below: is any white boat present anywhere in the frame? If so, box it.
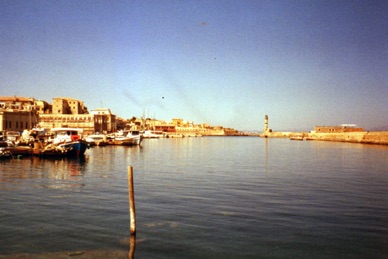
[143,130,166,138]
[114,130,143,146]
[290,134,304,141]
[6,131,21,143]
[85,134,108,146]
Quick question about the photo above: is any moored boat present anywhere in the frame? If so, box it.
[0,140,32,156]
[143,130,166,138]
[33,142,69,157]
[114,130,143,146]
[290,134,304,141]
[48,128,89,156]
[85,134,108,146]
[6,131,21,143]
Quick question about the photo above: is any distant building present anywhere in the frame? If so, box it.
[154,124,176,133]
[171,118,184,126]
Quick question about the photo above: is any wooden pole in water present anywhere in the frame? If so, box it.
[128,166,136,235]
[129,235,136,259]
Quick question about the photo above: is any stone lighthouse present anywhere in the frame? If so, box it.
[263,114,271,137]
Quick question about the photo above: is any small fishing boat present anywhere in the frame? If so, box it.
[290,134,304,141]
[5,131,21,143]
[33,142,69,157]
[114,130,143,146]
[85,134,108,146]
[143,130,166,138]
[48,128,89,157]
[0,140,32,156]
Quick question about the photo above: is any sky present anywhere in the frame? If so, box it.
[1,0,387,131]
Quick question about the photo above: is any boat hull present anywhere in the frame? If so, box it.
[0,150,12,160]
[57,140,89,157]
[114,135,142,146]
[33,148,68,158]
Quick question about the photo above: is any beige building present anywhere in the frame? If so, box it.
[0,96,39,132]
[38,114,95,134]
[0,96,36,111]
[39,106,116,135]
[0,110,39,132]
[35,100,51,114]
[37,98,115,134]
[52,97,88,115]
[0,96,116,135]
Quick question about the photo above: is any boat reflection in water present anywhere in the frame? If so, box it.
[40,155,86,184]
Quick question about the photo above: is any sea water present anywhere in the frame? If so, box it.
[0,137,387,258]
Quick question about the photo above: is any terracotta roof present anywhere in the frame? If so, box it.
[0,96,33,102]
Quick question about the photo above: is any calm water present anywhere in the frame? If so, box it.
[0,137,387,258]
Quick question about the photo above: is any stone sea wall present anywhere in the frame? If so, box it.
[259,131,388,145]
[307,131,388,145]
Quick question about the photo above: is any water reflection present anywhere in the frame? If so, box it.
[129,235,136,259]
[264,138,268,174]
[1,138,387,258]
[0,156,88,190]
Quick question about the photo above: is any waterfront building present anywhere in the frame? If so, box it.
[0,109,39,132]
[0,96,39,132]
[37,98,116,134]
[154,124,176,133]
[38,114,94,134]
[39,108,116,135]
[0,96,116,135]
[89,108,116,133]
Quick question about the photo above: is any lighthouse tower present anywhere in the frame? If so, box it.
[264,115,269,134]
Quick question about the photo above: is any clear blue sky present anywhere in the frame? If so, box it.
[1,0,387,131]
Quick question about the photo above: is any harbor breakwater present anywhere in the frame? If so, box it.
[307,131,388,145]
[261,131,388,145]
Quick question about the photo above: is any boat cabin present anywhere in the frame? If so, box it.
[50,128,83,144]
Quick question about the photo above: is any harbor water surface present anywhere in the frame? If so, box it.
[0,137,387,258]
